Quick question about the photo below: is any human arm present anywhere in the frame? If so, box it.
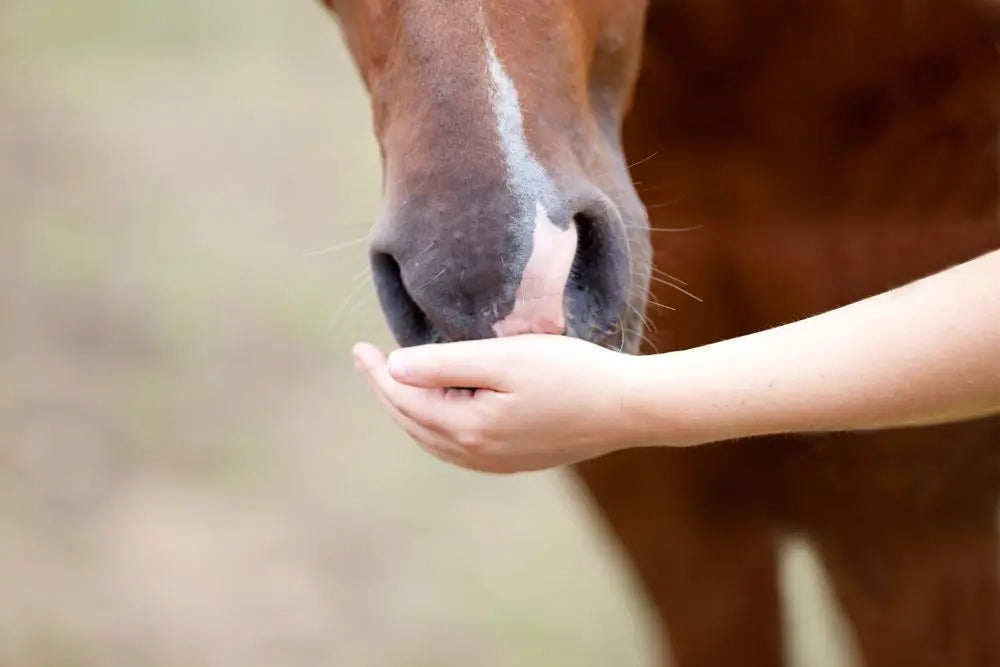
[634,247,1000,445]
[352,249,1000,473]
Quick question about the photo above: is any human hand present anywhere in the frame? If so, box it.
[352,335,654,473]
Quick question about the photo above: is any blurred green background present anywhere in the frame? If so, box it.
[0,2,655,665]
[0,2,853,665]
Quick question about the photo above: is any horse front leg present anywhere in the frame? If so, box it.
[790,425,1000,667]
[574,440,790,667]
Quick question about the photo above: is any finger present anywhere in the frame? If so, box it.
[352,341,389,372]
[382,339,520,391]
[366,379,527,475]
[357,342,495,431]
[354,341,476,434]
[365,378,473,468]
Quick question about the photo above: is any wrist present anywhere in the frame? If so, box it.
[618,349,744,448]
[629,338,804,448]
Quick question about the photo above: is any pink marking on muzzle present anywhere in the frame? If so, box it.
[493,202,578,337]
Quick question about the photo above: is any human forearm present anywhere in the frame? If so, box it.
[635,249,1000,445]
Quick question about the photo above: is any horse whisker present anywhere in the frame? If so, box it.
[645,297,676,313]
[627,301,653,333]
[352,265,373,285]
[415,267,447,292]
[331,272,374,326]
[303,236,369,257]
[412,240,436,262]
[649,274,703,302]
[626,151,659,170]
[649,223,702,232]
[645,195,687,211]
[635,328,661,354]
[621,222,702,234]
[651,265,689,286]
[345,293,374,319]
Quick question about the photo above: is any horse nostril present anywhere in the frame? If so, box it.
[369,250,439,347]
[565,198,631,340]
[569,210,596,287]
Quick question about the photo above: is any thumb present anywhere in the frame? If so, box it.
[385,339,514,390]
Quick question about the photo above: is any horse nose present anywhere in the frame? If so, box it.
[369,193,630,347]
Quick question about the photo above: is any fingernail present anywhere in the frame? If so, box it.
[387,351,410,379]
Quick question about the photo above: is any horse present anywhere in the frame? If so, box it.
[324,1,1000,664]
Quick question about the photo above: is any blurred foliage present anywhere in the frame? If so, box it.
[0,1,654,665]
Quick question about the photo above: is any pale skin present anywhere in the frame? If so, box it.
[353,249,1000,474]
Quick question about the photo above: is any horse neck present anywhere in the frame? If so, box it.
[627,0,999,343]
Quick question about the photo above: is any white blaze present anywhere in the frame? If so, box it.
[483,33,555,207]
[482,19,576,335]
